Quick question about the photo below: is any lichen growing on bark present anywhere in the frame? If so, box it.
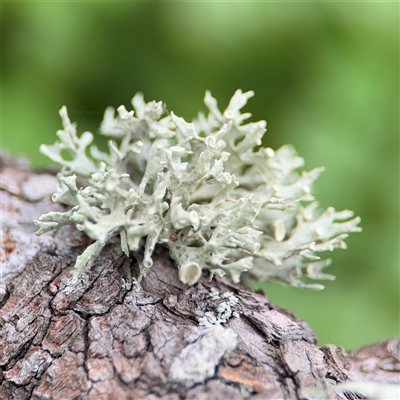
[35,90,361,288]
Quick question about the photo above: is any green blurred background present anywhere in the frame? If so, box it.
[3,2,398,349]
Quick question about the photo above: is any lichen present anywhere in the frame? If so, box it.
[198,289,239,327]
[35,90,361,288]
[169,324,238,387]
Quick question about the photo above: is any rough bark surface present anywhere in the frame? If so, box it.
[1,155,399,400]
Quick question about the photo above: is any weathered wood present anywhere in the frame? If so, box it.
[1,155,399,399]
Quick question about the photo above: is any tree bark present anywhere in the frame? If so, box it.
[1,154,399,400]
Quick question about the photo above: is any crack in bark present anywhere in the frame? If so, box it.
[0,186,44,204]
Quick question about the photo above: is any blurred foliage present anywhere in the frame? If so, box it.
[2,2,398,349]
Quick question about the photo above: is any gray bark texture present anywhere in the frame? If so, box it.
[1,154,399,400]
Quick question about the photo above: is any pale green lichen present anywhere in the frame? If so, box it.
[35,90,361,288]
